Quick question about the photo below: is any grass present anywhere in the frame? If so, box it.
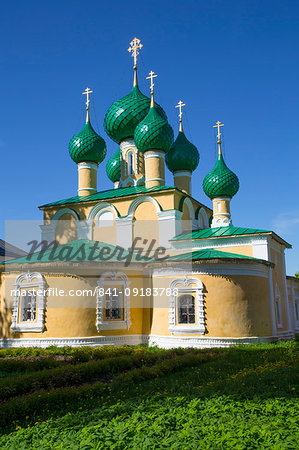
[0,340,298,449]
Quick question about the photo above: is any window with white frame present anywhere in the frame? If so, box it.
[95,209,114,227]
[169,277,205,335]
[128,151,134,175]
[294,289,299,323]
[11,272,46,333]
[275,284,283,328]
[97,272,131,331]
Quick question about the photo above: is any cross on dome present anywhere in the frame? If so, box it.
[146,70,157,94]
[213,120,224,140]
[128,37,143,67]
[82,87,93,110]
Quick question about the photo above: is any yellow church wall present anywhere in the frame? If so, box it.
[55,214,78,244]
[1,269,148,339]
[149,271,272,338]
[270,248,288,332]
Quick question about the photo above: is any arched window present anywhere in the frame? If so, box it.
[128,151,134,175]
[169,277,205,335]
[11,272,46,333]
[275,284,283,328]
[97,272,131,331]
[96,210,114,228]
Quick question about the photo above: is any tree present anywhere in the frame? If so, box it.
[295,272,299,279]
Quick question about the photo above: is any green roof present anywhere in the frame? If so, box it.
[106,148,121,183]
[172,226,272,241]
[134,105,174,154]
[103,84,166,144]
[40,185,181,208]
[166,130,199,172]
[203,151,239,199]
[166,248,262,262]
[69,119,106,165]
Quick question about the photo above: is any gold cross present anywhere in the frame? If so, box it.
[146,70,157,93]
[176,100,186,120]
[128,37,143,67]
[82,87,93,110]
[213,120,224,139]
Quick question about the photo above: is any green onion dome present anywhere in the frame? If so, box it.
[203,152,239,199]
[104,83,166,144]
[166,129,199,172]
[69,118,106,164]
[134,103,174,153]
[106,148,121,182]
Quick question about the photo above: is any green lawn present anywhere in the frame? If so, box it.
[0,341,298,449]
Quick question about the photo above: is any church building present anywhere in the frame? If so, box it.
[0,38,298,348]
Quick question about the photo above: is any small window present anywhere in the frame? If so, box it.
[20,291,36,322]
[178,294,195,324]
[11,272,46,333]
[295,300,299,322]
[274,284,283,328]
[128,152,134,175]
[105,289,123,320]
[217,202,221,212]
[97,272,131,331]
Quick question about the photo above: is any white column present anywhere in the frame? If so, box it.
[115,217,133,249]
[157,210,183,248]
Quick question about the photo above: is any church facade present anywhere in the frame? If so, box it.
[0,38,298,348]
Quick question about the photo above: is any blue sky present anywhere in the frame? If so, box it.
[1,0,298,274]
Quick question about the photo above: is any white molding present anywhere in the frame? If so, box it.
[212,197,231,202]
[144,150,165,159]
[97,272,131,331]
[268,267,277,336]
[274,283,283,328]
[174,171,192,177]
[127,195,162,219]
[148,334,290,349]
[197,207,209,229]
[152,262,269,278]
[88,202,119,222]
[168,277,205,335]
[211,216,232,227]
[52,208,80,221]
[77,162,97,170]
[0,335,148,349]
[11,272,47,333]
[145,178,165,182]
[281,248,292,331]
[78,188,97,192]
[157,210,183,248]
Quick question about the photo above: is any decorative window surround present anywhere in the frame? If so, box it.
[169,277,205,335]
[97,272,131,331]
[11,272,47,333]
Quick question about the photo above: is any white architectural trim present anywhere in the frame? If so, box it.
[157,209,183,248]
[268,267,277,336]
[152,262,269,278]
[168,277,205,335]
[197,207,209,229]
[97,272,131,331]
[211,216,232,227]
[77,162,97,170]
[78,187,97,192]
[127,195,162,218]
[281,248,292,331]
[11,272,47,333]
[52,208,80,221]
[146,178,165,182]
[88,202,119,222]
[274,283,283,328]
[174,171,192,177]
[144,150,165,159]
[123,176,136,187]
[0,335,148,349]
[148,334,286,349]
[136,176,145,186]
